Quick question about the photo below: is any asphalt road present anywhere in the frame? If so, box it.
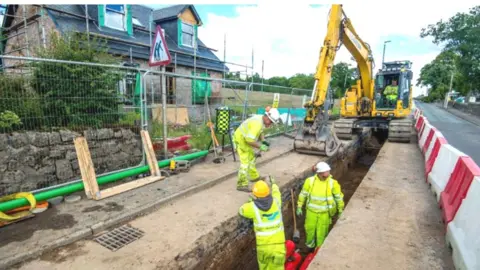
[415,101,480,164]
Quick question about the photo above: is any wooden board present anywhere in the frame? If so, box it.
[152,106,190,125]
[74,130,165,201]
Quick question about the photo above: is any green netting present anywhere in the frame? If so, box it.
[191,72,211,104]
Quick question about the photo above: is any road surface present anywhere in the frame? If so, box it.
[415,101,480,164]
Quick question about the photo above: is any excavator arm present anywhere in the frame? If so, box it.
[294,4,375,156]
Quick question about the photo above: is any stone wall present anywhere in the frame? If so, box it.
[450,101,480,117]
[0,128,142,196]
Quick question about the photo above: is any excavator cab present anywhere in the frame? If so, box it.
[374,61,413,110]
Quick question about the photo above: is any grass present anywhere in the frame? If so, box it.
[152,122,215,151]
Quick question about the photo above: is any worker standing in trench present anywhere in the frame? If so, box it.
[296,161,345,251]
[238,177,286,269]
[233,108,281,192]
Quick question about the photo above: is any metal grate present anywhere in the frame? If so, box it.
[94,224,145,251]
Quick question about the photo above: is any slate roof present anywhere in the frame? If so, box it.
[40,5,226,72]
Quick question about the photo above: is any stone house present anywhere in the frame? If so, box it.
[1,4,228,117]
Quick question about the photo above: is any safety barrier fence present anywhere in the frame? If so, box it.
[413,105,480,270]
[0,55,314,196]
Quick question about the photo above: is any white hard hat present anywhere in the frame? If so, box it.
[315,162,331,173]
[265,108,280,124]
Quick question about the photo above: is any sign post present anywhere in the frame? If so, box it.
[149,26,171,158]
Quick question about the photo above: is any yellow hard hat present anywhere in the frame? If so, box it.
[252,180,270,198]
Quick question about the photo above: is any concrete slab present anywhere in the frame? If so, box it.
[309,141,454,270]
[0,136,294,269]
[13,132,368,270]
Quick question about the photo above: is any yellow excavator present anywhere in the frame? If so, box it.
[294,4,413,156]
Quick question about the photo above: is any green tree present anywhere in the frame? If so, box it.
[31,32,124,128]
[288,73,315,90]
[330,62,356,98]
[420,5,480,97]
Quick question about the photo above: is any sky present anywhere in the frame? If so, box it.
[149,1,479,97]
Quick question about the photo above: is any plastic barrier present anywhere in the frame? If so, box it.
[425,136,448,180]
[415,115,425,131]
[421,126,437,155]
[417,118,428,141]
[427,144,467,201]
[440,157,480,225]
[418,122,433,150]
[445,176,480,270]
[414,109,421,119]
[425,130,445,163]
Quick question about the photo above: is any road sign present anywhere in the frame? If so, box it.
[149,25,171,67]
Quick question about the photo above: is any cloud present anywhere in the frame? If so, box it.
[198,1,477,96]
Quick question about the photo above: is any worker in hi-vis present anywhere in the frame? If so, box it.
[238,177,286,270]
[233,108,281,192]
[296,161,344,250]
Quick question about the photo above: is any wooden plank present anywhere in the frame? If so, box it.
[95,176,164,200]
[152,107,189,125]
[74,137,99,199]
[141,130,160,176]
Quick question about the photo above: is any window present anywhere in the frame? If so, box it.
[132,17,143,27]
[181,22,194,47]
[105,4,126,31]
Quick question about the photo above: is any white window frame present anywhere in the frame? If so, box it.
[104,4,127,31]
[181,21,195,48]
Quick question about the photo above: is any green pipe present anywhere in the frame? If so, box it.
[0,150,208,212]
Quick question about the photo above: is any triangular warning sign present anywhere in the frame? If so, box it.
[149,25,172,67]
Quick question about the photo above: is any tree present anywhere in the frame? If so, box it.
[420,5,480,97]
[31,32,124,128]
[288,73,315,90]
[330,62,356,98]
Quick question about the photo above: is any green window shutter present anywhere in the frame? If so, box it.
[177,19,182,46]
[194,24,198,49]
[126,5,133,36]
[98,5,105,27]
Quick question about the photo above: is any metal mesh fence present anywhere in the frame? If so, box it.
[0,55,314,196]
[0,57,144,196]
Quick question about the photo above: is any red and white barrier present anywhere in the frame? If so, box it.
[425,130,445,162]
[418,122,433,150]
[439,157,480,225]
[425,135,448,180]
[417,118,428,139]
[427,144,467,202]
[445,176,480,270]
[415,115,425,132]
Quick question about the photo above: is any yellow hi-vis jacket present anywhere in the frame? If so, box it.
[238,184,285,246]
[298,175,345,216]
[384,85,398,101]
[234,115,265,144]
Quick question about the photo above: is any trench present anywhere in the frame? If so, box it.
[225,131,385,270]
[167,130,386,270]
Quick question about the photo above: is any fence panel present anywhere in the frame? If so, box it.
[0,57,145,196]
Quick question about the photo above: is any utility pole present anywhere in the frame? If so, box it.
[444,71,454,109]
[382,40,391,68]
[261,60,264,92]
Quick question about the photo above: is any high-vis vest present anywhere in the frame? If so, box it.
[251,198,286,246]
[234,115,264,143]
[299,175,344,216]
[384,85,398,101]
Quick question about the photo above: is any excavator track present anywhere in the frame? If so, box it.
[388,118,413,143]
[333,118,357,140]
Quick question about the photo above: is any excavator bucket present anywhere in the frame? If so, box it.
[294,123,341,157]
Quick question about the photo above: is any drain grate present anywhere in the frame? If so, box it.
[94,224,145,251]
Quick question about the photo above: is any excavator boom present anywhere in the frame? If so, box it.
[294,4,374,156]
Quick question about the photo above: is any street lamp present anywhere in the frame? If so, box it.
[382,40,391,68]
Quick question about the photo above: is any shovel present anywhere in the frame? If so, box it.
[291,189,301,243]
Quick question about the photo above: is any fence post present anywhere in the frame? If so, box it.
[162,66,168,159]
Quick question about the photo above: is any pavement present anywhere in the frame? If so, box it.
[11,132,367,270]
[310,140,454,270]
[0,136,295,269]
[415,101,480,164]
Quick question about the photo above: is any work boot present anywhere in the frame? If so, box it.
[236,186,250,193]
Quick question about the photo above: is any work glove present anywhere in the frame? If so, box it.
[262,140,270,147]
[268,175,276,185]
[260,144,269,152]
[296,207,303,216]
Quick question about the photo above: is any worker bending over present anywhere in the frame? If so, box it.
[383,79,398,106]
[233,108,281,192]
[239,177,286,270]
[296,162,344,250]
